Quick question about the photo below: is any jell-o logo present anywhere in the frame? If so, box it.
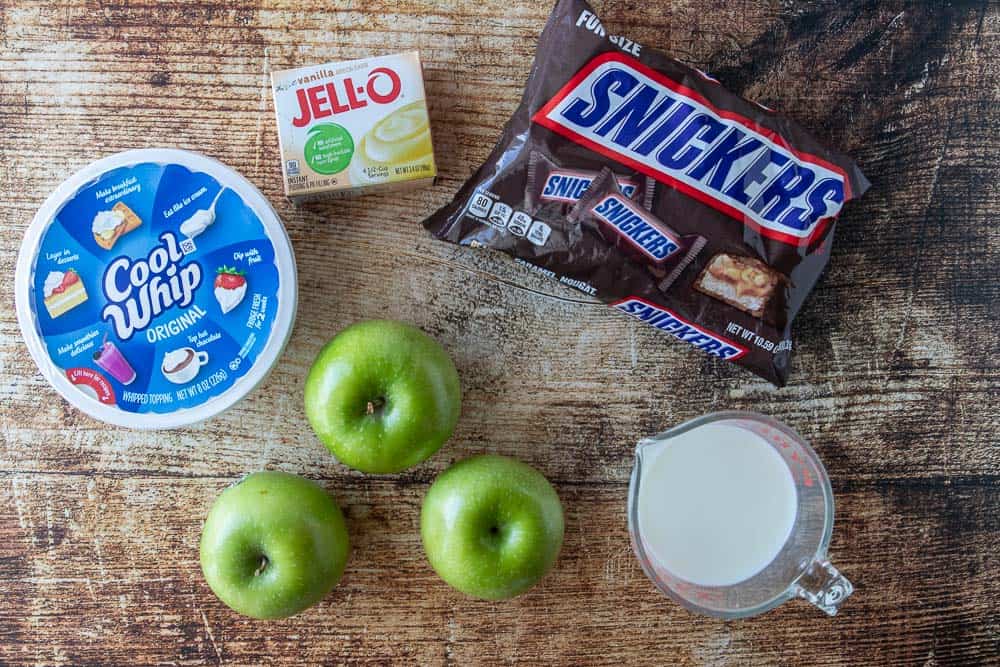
[101,232,202,340]
[291,66,402,127]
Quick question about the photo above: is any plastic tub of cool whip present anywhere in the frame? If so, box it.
[15,149,297,429]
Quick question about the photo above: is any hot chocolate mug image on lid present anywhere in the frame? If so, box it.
[15,148,298,429]
[161,347,210,385]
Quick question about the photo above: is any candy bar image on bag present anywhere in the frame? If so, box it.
[694,254,785,319]
[422,0,871,385]
[569,168,705,291]
[525,150,654,214]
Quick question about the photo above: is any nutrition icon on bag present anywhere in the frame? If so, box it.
[507,212,532,237]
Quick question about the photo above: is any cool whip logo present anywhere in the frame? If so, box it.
[534,53,849,245]
[542,173,637,202]
[291,66,402,127]
[592,194,679,261]
[613,297,746,360]
[101,232,202,340]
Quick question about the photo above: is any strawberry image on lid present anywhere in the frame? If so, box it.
[214,266,247,314]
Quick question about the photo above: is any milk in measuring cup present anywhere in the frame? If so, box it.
[635,422,798,587]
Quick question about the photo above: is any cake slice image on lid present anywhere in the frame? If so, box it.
[42,269,88,318]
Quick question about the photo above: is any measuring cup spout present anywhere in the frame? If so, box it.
[793,559,853,616]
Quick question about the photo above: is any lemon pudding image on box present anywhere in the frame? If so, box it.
[271,51,436,202]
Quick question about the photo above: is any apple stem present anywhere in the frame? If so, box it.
[254,555,268,577]
[366,397,386,416]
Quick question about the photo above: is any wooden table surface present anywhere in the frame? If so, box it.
[1,1,997,665]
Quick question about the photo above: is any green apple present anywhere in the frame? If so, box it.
[304,320,462,474]
[199,471,349,619]
[420,455,564,600]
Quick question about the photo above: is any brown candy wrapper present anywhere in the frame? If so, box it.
[525,150,655,216]
[422,0,870,385]
[569,168,705,291]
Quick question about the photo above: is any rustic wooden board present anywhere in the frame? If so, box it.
[1,0,997,665]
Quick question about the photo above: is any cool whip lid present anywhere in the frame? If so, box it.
[15,149,297,429]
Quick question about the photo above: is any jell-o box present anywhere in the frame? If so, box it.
[271,51,437,203]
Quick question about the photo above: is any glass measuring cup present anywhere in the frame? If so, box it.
[628,411,852,619]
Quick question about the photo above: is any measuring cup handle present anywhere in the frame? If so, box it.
[793,559,853,616]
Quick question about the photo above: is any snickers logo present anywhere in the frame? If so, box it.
[534,52,850,245]
[592,194,678,261]
[541,173,637,202]
[612,297,747,360]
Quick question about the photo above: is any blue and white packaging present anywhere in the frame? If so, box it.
[15,149,297,428]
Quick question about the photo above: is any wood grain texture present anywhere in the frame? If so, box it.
[0,0,997,665]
